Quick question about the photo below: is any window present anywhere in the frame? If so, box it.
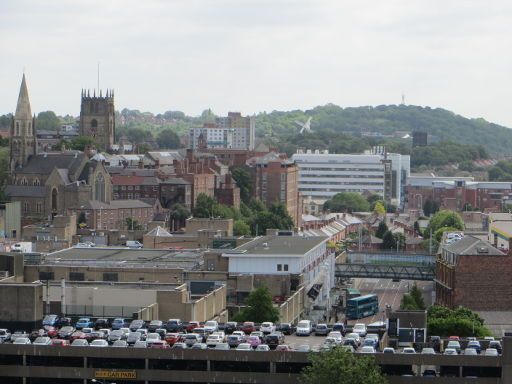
[36,202,42,213]
[23,201,29,213]
[33,178,40,186]
[128,186,133,190]
[15,122,20,136]
[95,174,106,202]
[103,272,118,282]
[69,272,85,281]
[277,264,282,271]
[284,264,289,272]
[39,271,54,280]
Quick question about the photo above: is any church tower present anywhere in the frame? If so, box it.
[79,89,115,152]
[10,74,36,171]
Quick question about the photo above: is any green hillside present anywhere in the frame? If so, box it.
[256,104,512,155]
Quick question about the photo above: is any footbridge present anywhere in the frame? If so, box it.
[335,251,436,281]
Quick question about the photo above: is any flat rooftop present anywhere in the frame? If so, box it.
[46,280,183,291]
[41,247,204,270]
[224,235,327,256]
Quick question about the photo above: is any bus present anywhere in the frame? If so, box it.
[345,288,361,300]
[346,294,379,320]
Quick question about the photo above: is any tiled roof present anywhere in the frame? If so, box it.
[5,185,47,197]
[16,152,85,175]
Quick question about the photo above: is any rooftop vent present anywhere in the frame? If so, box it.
[477,247,489,254]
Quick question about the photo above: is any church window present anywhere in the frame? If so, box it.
[51,188,58,212]
[33,178,40,186]
[21,177,28,186]
[23,202,29,214]
[36,202,42,213]
[15,122,20,136]
[91,119,98,129]
[95,173,106,202]
[28,122,32,136]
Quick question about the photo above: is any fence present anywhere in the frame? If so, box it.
[279,286,305,323]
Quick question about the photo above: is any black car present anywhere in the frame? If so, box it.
[489,341,502,354]
[224,322,238,334]
[278,323,294,335]
[95,318,110,330]
[423,370,437,377]
[332,323,345,336]
[265,332,285,350]
[148,320,163,332]
[57,317,72,327]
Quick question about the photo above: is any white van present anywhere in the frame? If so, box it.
[296,320,312,336]
[126,241,143,249]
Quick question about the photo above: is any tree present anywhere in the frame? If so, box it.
[423,199,433,217]
[36,111,60,131]
[70,136,96,151]
[156,129,181,149]
[427,305,491,337]
[382,230,396,250]
[231,167,252,204]
[400,283,426,310]
[393,233,405,251]
[433,226,460,242]
[192,193,216,218]
[232,286,279,323]
[169,203,190,231]
[300,346,387,384]
[323,192,370,213]
[426,210,464,237]
[375,221,388,239]
[125,217,143,230]
[373,201,386,216]
[233,220,251,236]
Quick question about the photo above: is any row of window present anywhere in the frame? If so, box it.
[39,272,118,282]
[276,264,289,272]
[23,202,43,214]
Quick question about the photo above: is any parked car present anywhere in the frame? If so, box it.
[129,320,145,332]
[464,348,478,355]
[278,323,294,335]
[50,339,70,347]
[57,317,72,327]
[206,334,223,348]
[94,318,110,330]
[223,321,237,334]
[260,322,275,335]
[145,333,161,346]
[352,323,367,337]
[127,332,142,345]
[191,343,207,350]
[421,347,436,354]
[191,328,207,342]
[215,343,230,350]
[247,335,261,349]
[383,347,396,354]
[447,340,461,354]
[265,332,285,349]
[126,240,143,249]
[489,341,502,354]
[111,318,128,330]
[485,348,499,356]
[13,337,31,345]
[75,318,94,330]
[363,338,378,349]
[332,323,345,335]
[444,348,458,355]
[58,326,75,339]
[112,340,128,348]
[296,320,312,336]
[227,334,244,348]
[70,339,89,347]
[90,339,109,347]
[360,346,376,353]
[241,322,256,334]
[275,344,292,351]
[466,340,481,354]
[42,315,60,327]
[33,336,52,345]
[203,320,219,334]
[134,340,148,348]
[250,331,264,342]
[295,344,311,352]
[327,331,343,344]
[236,343,252,351]
[255,344,270,351]
[314,324,330,336]
[0,329,11,343]
[151,340,170,349]
[402,347,416,354]
[11,331,29,340]
[184,334,202,348]
[345,332,361,347]
[186,321,201,333]
[172,342,187,349]
[166,319,183,332]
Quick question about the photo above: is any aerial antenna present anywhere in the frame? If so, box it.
[97,62,100,94]
[401,92,405,105]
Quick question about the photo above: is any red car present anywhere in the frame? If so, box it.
[164,333,180,346]
[151,340,170,349]
[51,339,70,347]
[70,331,87,341]
[241,322,255,334]
[45,326,59,338]
[186,321,200,332]
[275,344,292,351]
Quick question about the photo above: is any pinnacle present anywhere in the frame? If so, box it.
[15,73,32,119]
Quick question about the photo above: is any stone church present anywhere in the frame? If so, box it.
[79,89,115,152]
[5,75,112,222]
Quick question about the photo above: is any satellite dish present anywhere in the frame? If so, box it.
[295,117,312,134]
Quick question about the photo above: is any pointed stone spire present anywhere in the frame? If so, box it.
[15,74,32,120]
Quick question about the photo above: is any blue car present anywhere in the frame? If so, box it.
[42,314,60,327]
[111,318,127,330]
[75,317,94,330]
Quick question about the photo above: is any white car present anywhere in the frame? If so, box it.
[75,242,94,248]
[13,337,31,345]
[383,347,396,354]
[324,337,339,347]
[90,339,109,347]
[255,344,270,351]
[211,331,226,342]
[327,331,343,344]
[203,320,218,333]
[464,348,477,355]
[345,332,361,346]
[33,336,52,345]
[444,348,458,355]
[146,333,161,346]
[402,347,416,354]
[352,323,367,337]
[485,348,499,356]
[360,346,376,353]
[260,322,275,334]
[296,320,312,336]
[206,334,222,348]
[133,340,148,348]
[236,343,252,351]
[0,329,11,343]
[421,347,436,354]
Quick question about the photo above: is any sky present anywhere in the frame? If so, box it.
[1,0,512,126]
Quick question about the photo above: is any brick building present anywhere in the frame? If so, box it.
[159,178,192,210]
[112,173,161,200]
[435,235,512,310]
[407,176,512,212]
[247,152,300,227]
[214,174,240,209]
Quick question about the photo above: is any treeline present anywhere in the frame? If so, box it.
[488,160,512,181]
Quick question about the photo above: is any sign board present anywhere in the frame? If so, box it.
[95,370,137,380]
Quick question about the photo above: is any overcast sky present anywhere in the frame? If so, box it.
[1,0,512,126]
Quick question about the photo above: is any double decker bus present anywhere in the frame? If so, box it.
[345,288,361,300]
[346,294,379,319]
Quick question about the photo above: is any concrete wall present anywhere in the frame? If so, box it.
[186,218,233,236]
[279,286,305,323]
[0,283,43,329]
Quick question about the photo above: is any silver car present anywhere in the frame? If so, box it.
[33,336,52,345]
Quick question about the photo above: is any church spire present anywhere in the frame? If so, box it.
[15,74,32,120]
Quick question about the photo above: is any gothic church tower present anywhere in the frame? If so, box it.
[79,89,115,152]
[10,74,36,172]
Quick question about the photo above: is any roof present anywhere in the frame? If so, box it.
[15,74,32,119]
[43,247,204,270]
[17,152,86,175]
[5,185,46,198]
[112,174,160,186]
[146,226,173,237]
[160,178,191,185]
[302,214,320,222]
[224,235,327,256]
[82,199,152,210]
[444,235,504,256]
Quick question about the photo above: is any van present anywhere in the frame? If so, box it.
[126,241,143,249]
[296,320,312,336]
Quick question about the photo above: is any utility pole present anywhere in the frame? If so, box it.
[429,228,432,255]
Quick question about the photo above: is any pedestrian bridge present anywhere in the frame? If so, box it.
[335,250,436,280]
